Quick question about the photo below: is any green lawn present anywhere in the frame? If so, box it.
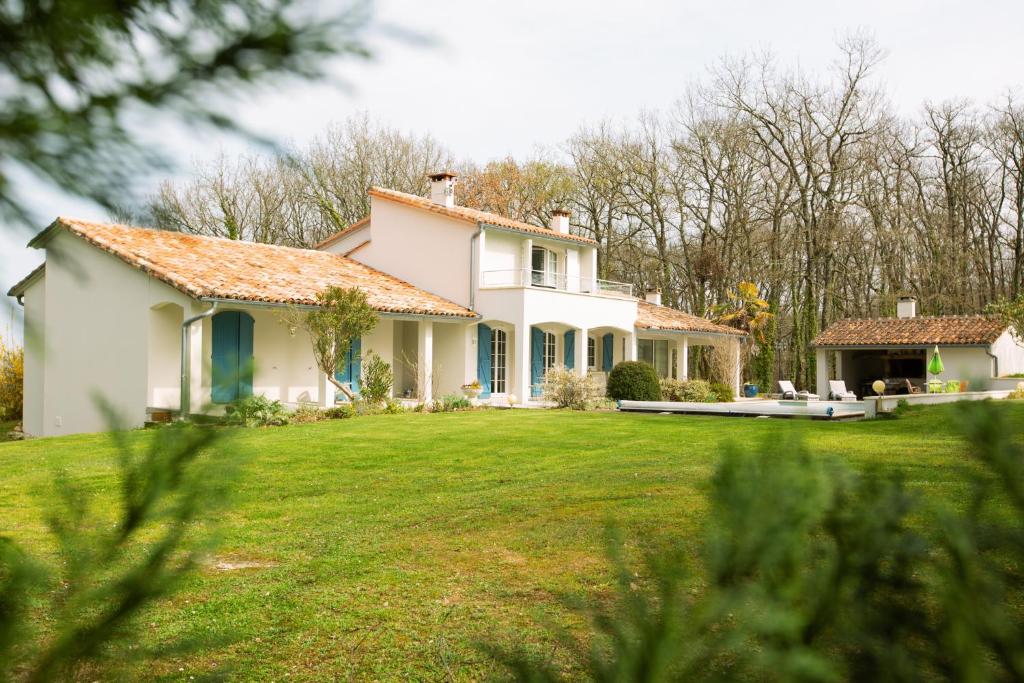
[3,404,1022,680]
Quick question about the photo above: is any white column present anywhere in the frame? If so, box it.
[677,337,688,380]
[815,348,829,399]
[574,328,588,376]
[318,372,333,408]
[514,324,531,404]
[734,342,742,398]
[522,238,533,286]
[418,320,434,402]
[189,315,205,413]
[625,331,637,361]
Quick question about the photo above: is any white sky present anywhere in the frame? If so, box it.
[4,0,1024,338]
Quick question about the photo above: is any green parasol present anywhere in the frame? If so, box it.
[928,346,944,376]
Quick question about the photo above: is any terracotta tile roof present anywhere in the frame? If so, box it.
[314,216,369,249]
[30,218,477,318]
[367,187,599,245]
[813,316,1007,347]
[636,301,746,336]
[6,262,45,297]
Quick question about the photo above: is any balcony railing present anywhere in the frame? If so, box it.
[480,269,633,297]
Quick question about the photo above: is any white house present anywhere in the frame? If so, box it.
[9,172,744,437]
[813,296,1024,399]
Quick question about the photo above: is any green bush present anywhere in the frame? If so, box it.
[709,382,734,402]
[432,394,471,412]
[607,361,661,401]
[323,404,356,420]
[360,351,393,405]
[224,395,289,427]
[542,366,601,410]
[660,378,716,402]
[289,403,324,424]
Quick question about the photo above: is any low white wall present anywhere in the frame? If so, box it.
[864,390,1013,417]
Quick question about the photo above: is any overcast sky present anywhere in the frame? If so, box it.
[4,0,1024,337]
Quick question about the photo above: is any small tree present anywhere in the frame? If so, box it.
[712,282,774,387]
[986,293,1024,343]
[0,333,23,421]
[282,287,378,401]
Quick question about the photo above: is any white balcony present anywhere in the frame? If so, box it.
[480,269,633,297]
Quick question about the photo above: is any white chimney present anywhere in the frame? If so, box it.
[896,296,917,319]
[428,171,457,208]
[550,208,570,234]
[645,288,662,306]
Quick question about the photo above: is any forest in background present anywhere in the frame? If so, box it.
[143,35,1024,389]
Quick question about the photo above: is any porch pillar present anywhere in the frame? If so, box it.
[574,328,588,376]
[318,372,333,408]
[514,324,531,404]
[625,331,637,362]
[418,320,434,402]
[677,337,688,380]
[815,347,829,399]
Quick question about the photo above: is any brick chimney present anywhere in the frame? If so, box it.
[428,171,457,208]
[896,296,917,319]
[645,288,662,306]
[550,208,570,234]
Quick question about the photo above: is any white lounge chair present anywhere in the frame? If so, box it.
[828,380,858,401]
[778,380,819,401]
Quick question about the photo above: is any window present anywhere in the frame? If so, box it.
[491,328,507,394]
[587,336,596,368]
[638,339,671,378]
[543,331,556,374]
[531,246,558,287]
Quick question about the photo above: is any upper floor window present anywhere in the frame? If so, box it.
[531,246,558,288]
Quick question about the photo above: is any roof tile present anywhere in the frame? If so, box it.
[636,301,745,336]
[41,218,477,318]
[813,316,1007,347]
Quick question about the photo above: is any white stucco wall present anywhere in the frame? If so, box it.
[36,232,196,436]
[929,346,995,387]
[21,276,45,437]
[993,330,1024,376]
[148,303,184,408]
[433,321,471,396]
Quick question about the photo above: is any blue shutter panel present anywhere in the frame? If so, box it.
[530,326,544,397]
[212,312,238,403]
[564,330,575,370]
[237,313,254,399]
[477,324,492,397]
[602,333,614,371]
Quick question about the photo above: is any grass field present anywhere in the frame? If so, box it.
[3,403,1023,680]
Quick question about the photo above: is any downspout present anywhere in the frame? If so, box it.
[180,301,218,420]
[469,224,482,311]
[986,345,999,379]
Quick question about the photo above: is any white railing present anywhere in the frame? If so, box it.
[480,269,633,297]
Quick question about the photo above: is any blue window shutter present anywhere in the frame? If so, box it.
[564,330,575,370]
[237,313,254,398]
[350,336,362,394]
[477,324,492,397]
[602,332,614,371]
[530,326,544,397]
[212,311,239,403]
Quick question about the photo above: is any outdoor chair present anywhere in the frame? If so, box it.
[904,379,921,394]
[828,380,858,401]
[778,380,819,401]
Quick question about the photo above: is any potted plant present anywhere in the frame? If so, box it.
[461,380,483,400]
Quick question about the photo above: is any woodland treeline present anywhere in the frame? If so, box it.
[147,36,1024,388]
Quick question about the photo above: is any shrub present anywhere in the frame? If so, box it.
[660,378,716,402]
[432,394,471,412]
[290,403,324,424]
[606,361,661,401]
[323,404,356,420]
[541,366,601,410]
[0,334,23,420]
[224,394,289,427]
[383,399,404,414]
[360,351,393,405]
[709,382,734,402]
